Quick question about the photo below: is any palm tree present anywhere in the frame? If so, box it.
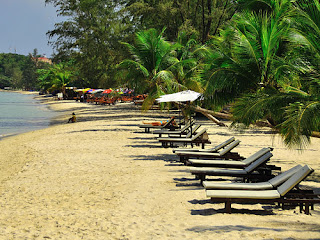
[173,31,204,93]
[37,62,72,94]
[277,0,320,147]
[200,0,292,110]
[226,0,320,148]
[117,28,181,109]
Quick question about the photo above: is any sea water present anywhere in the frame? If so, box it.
[0,91,57,138]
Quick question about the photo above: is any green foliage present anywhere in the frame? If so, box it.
[37,62,74,93]
[46,0,131,88]
[0,53,38,90]
[201,0,293,110]
[117,28,181,109]
[227,0,320,148]
[280,101,320,148]
[123,0,237,43]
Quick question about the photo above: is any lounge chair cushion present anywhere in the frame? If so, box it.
[190,167,247,176]
[189,152,273,176]
[188,148,273,168]
[173,137,235,153]
[158,128,207,142]
[207,137,235,152]
[176,139,239,156]
[277,165,313,196]
[242,148,273,165]
[153,120,195,134]
[244,152,273,173]
[203,165,302,190]
[203,181,274,190]
[268,165,302,187]
[188,159,247,167]
[207,189,280,199]
[217,140,240,156]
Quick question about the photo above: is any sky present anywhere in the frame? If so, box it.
[0,0,63,57]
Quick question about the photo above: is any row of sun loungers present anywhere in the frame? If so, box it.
[138,118,320,214]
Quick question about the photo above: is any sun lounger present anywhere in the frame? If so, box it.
[139,117,178,133]
[177,139,243,163]
[203,164,302,190]
[180,124,201,138]
[159,124,201,139]
[172,137,235,153]
[206,165,320,214]
[153,120,196,137]
[189,151,274,182]
[158,128,211,149]
[187,147,273,168]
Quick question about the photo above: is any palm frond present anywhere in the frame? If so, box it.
[279,101,320,148]
[117,59,149,77]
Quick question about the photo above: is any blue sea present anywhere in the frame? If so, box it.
[0,91,57,138]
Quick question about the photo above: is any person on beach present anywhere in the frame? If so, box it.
[142,117,177,126]
[68,112,76,123]
[142,120,167,126]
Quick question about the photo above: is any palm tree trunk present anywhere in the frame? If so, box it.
[312,131,320,138]
[177,102,320,139]
[177,102,232,126]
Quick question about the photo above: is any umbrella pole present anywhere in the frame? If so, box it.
[179,102,181,128]
[188,101,192,135]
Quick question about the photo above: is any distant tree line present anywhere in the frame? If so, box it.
[0,49,52,90]
[0,53,36,90]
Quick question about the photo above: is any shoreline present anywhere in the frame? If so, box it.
[0,97,319,239]
[0,91,61,141]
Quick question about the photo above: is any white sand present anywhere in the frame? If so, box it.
[0,97,319,239]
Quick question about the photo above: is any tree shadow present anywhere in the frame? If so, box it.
[125,144,163,148]
[186,222,320,234]
[186,224,283,233]
[130,153,176,162]
[190,207,276,216]
[128,136,158,140]
[67,128,133,134]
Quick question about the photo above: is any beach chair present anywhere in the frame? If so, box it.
[153,120,196,137]
[158,128,211,149]
[189,151,274,182]
[172,137,235,153]
[203,164,302,190]
[157,124,201,140]
[187,147,273,168]
[180,124,201,138]
[176,139,243,163]
[139,117,177,133]
[206,165,320,214]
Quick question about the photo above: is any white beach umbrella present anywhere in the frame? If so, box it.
[156,90,202,128]
[156,90,202,103]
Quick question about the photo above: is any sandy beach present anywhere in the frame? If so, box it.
[0,96,320,239]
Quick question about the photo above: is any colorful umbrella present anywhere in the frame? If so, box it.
[103,89,113,94]
[85,89,95,93]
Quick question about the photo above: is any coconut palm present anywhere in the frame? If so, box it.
[117,28,183,109]
[37,62,72,94]
[173,31,204,93]
[278,0,320,147]
[200,0,292,110]
[231,0,320,148]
